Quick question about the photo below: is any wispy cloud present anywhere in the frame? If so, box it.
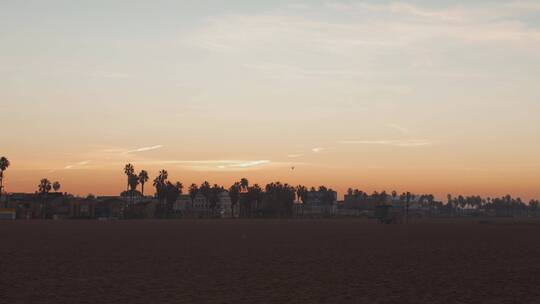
[387,124,409,135]
[287,154,304,158]
[184,1,540,83]
[339,139,432,147]
[218,160,270,169]
[63,160,91,170]
[138,159,272,171]
[103,73,133,79]
[312,147,325,153]
[125,145,164,154]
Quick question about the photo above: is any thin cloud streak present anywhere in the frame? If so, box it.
[287,154,304,158]
[63,160,91,170]
[125,145,164,154]
[339,140,432,147]
[139,159,272,170]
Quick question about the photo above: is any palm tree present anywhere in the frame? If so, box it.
[0,157,10,207]
[38,178,52,194]
[209,184,222,216]
[188,183,199,202]
[240,178,249,192]
[52,181,61,193]
[153,170,169,204]
[38,178,52,219]
[124,164,135,191]
[228,182,241,217]
[175,182,184,195]
[128,175,139,189]
[158,169,168,181]
[138,170,149,196]
[295,185,308,204]
[160,181,183,217]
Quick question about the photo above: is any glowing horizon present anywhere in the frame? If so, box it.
[2,1,539,200]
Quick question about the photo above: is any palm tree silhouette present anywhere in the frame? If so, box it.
[295,185,308,204]
[128,174,139,192]
[228,182,241,217]
[38,178,52,194]
[153,169,169,204]
[158,169,168,182]
[240,178,249,192]
[38,178,52,219]
[0,156,10,207]
[124,164,135,191]
[53,181,61,193]
[188,183,198,201]
[138,170,149,196]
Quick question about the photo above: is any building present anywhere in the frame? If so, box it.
[0,208,16,220]
[217,191,233,217]
[173,194,192,213]
[95,197,127,219]
[302,189,337,216]
[343,193,372,210]
[191,191,234,218]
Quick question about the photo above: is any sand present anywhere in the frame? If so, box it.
[1,219,539,303]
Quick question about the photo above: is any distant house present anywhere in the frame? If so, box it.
[303,190,337,216]
[7,192,71,219]
[0,208,16,220]
[191,191,234,218]
[95,197,127,219]
[173,194,192,213]
[7,193,40,219]
[69,198,96,218]
[47,193,74,219]
[344,193,372,210]
[192,192,208,214]
[217,191,233,218]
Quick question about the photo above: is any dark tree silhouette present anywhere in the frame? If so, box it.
[296,185,308,204]
[240,178,249,192]
[128,174,139,192]
[38,178,52,219]
[124,164,135,191]
[52,181,61,192]
[38,178,52,194]
[209,184,223,216]
[164,181,183,215]
[248,184,264,216]
[138,170,149,196]
[0,156,10,207]
[264,182,295,217]
[199,181,212,216]
[228,182,241,217]
[188,183,199,202]
[153,169,168,204]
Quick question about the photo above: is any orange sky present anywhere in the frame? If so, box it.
[2,1,540,200]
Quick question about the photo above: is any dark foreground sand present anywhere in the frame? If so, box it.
[1,219,540,304]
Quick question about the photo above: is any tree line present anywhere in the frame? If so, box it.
[1,157,539,218]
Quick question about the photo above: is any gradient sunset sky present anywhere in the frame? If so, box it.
[2,0,539,200]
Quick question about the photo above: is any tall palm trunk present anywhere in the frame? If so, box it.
[0,176,3,208]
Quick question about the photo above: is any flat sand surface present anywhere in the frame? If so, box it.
[1,219,540,303]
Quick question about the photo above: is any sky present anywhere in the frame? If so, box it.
[1,0,539,200]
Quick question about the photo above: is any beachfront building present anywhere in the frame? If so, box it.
[173,194,192,213]
[191,191,234,218]
[218,191,233,217]
[0,208,16,220]
[303,189,337,216]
